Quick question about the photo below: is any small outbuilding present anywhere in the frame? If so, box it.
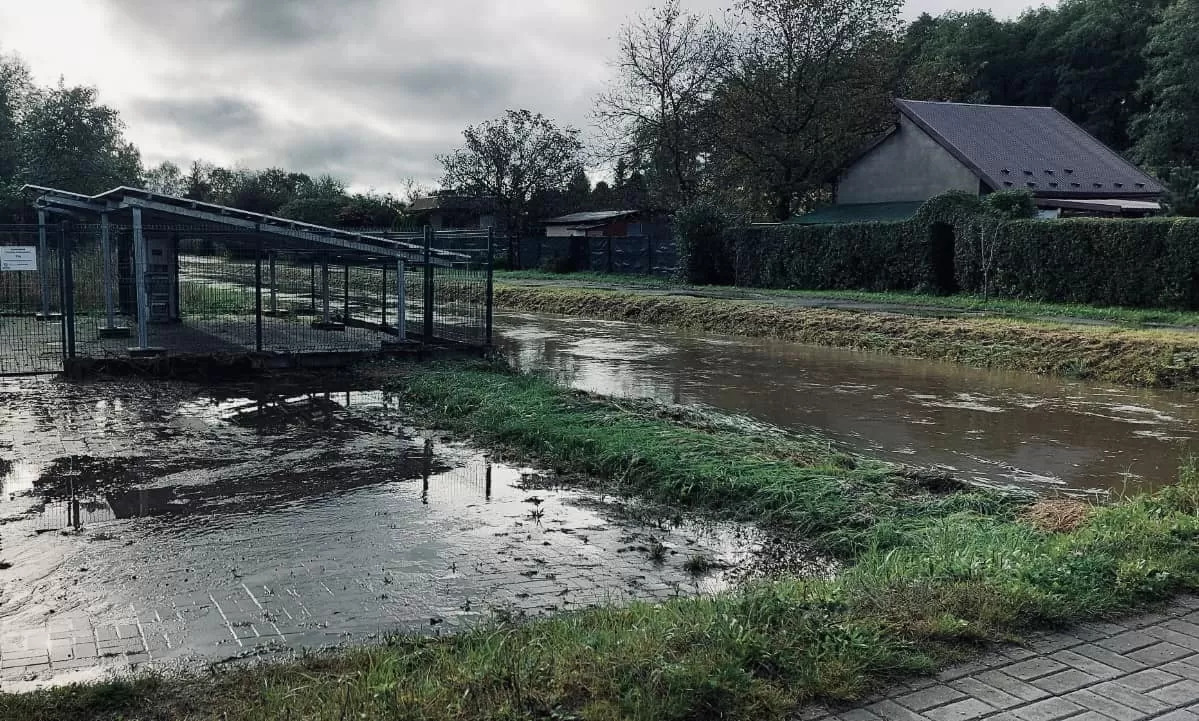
[541,210,650,238]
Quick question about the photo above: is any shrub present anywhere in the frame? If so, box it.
[674,201,735,285]
[982,189,1037,219]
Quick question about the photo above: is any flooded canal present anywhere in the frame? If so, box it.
[0,378,794,689]
[496,311,1198,495]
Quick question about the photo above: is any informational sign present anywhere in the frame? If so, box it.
[0,246,37,272]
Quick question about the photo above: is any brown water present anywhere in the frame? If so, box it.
[495,311,1198,495]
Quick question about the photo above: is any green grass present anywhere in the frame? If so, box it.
[5,362,1199,721]
[494,270,1199,328]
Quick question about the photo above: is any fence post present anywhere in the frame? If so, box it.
[646,235,653,275]
[321,256,331,324]
[381,263,388,327]
[423,226,434,340]
[254,240,263,352]
[60,222,75,361]
[100,213,116,329]
[343,262,350,322]
[396,259,406,341]
[37,209,50,319]
[486,226,494,347]
[607,236,614,273]
[268,252,278,315]
[132,206,150,349]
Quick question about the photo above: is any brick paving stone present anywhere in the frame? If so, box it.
[948,677,1024,710]
[895,685,966,712]
[975,670,1053,703]
[1088,681,1171,716]
[1048,649,1123,680]
[863,700,930,721]
[923,698,994,721]
[1030,669,1101,695]
[833,710,883,721]
[1060,689,1145,721]
[1096,631,1159,655]
[1127,641,1195,666]
[1117,668,1183,692]
[1147,678,1199,706]
[1070,643,1149,673]
[1009,697,1085,721]
[1154,711,1199,721]
[1005,658,1070,681]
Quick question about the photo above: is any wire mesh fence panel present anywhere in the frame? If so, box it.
[432,264,488,345]
[0,224,64,374]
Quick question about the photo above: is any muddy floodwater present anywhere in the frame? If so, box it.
[496,311,1198,495]
[0,378,797,690]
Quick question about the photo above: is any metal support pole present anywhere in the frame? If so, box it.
[343,263,350,322]
[269,253,278,315]
[321,256,331,323]
[60,223,75,360]
[486,226,494,347]
[101,214,115,327]
[422,226,434,340]
[381,264,388,327]
[396,260,406,341]
[255,242,263,352]
[37,209,50,318]
[132,207,150,349]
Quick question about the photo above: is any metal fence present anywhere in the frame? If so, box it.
[512,235,678,276]
[0,223,492,375]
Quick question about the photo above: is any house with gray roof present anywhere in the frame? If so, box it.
[796,99,1164,224]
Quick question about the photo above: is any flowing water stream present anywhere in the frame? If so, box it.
[495,311,1198,495]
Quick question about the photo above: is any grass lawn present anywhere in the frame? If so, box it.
[494,270,1199,329]
[6,361,1199,721]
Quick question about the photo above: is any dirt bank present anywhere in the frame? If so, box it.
[490,286,1199,390]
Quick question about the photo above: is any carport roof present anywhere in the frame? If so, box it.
[22,185,467,265]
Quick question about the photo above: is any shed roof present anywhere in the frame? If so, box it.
[24,185,467,266]
[788,201,923,225]
[893,99,1163,199]
[543,210,639,225]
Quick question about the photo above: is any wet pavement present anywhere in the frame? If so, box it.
[0,376,783,691]
[496,311,1199,495]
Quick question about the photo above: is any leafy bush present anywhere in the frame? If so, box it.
[982,189,1037,219]
[674,201,735,285]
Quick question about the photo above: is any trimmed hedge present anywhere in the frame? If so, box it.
[723,192,1199,309]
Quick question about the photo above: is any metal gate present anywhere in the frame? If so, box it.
[0,223,70,375]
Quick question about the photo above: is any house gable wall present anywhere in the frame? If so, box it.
[837,115,981,204]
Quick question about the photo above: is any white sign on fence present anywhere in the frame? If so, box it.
[0,246,37,272]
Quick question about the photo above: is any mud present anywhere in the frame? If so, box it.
[0,376,814,691]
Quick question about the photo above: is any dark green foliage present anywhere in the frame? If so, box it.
[959,217,1199,308]
[981,189,1037,219]
[728,221,927,292]
[728,191,1199,309]
[673,200,735,284]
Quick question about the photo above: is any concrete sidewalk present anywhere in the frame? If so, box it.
[803,596,1199,721]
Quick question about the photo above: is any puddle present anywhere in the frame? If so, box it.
[0,377,816,689]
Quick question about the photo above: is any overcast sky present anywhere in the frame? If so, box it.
[0,0,1054,194]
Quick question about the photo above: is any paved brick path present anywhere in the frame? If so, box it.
[805,596,1199,721]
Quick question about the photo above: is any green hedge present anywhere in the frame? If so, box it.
[721,192,1199,309]
[729,221,935,292]
[959,217,1199,308]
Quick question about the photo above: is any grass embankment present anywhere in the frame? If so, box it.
[8,362,1199,721]
[495,270,1199,328]
[492,285,1199,390]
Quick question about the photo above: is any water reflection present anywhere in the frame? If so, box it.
[496,311,1197,493]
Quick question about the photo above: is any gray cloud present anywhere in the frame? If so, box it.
[134,96,267,140]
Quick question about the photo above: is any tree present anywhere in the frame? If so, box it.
[713,0,903,220]
[18,82,141,194]
[438,109,584,238]
[0,50,32,219]
[596,0,730,210]
[143,160,187,196]
[1131,0,1199,214]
